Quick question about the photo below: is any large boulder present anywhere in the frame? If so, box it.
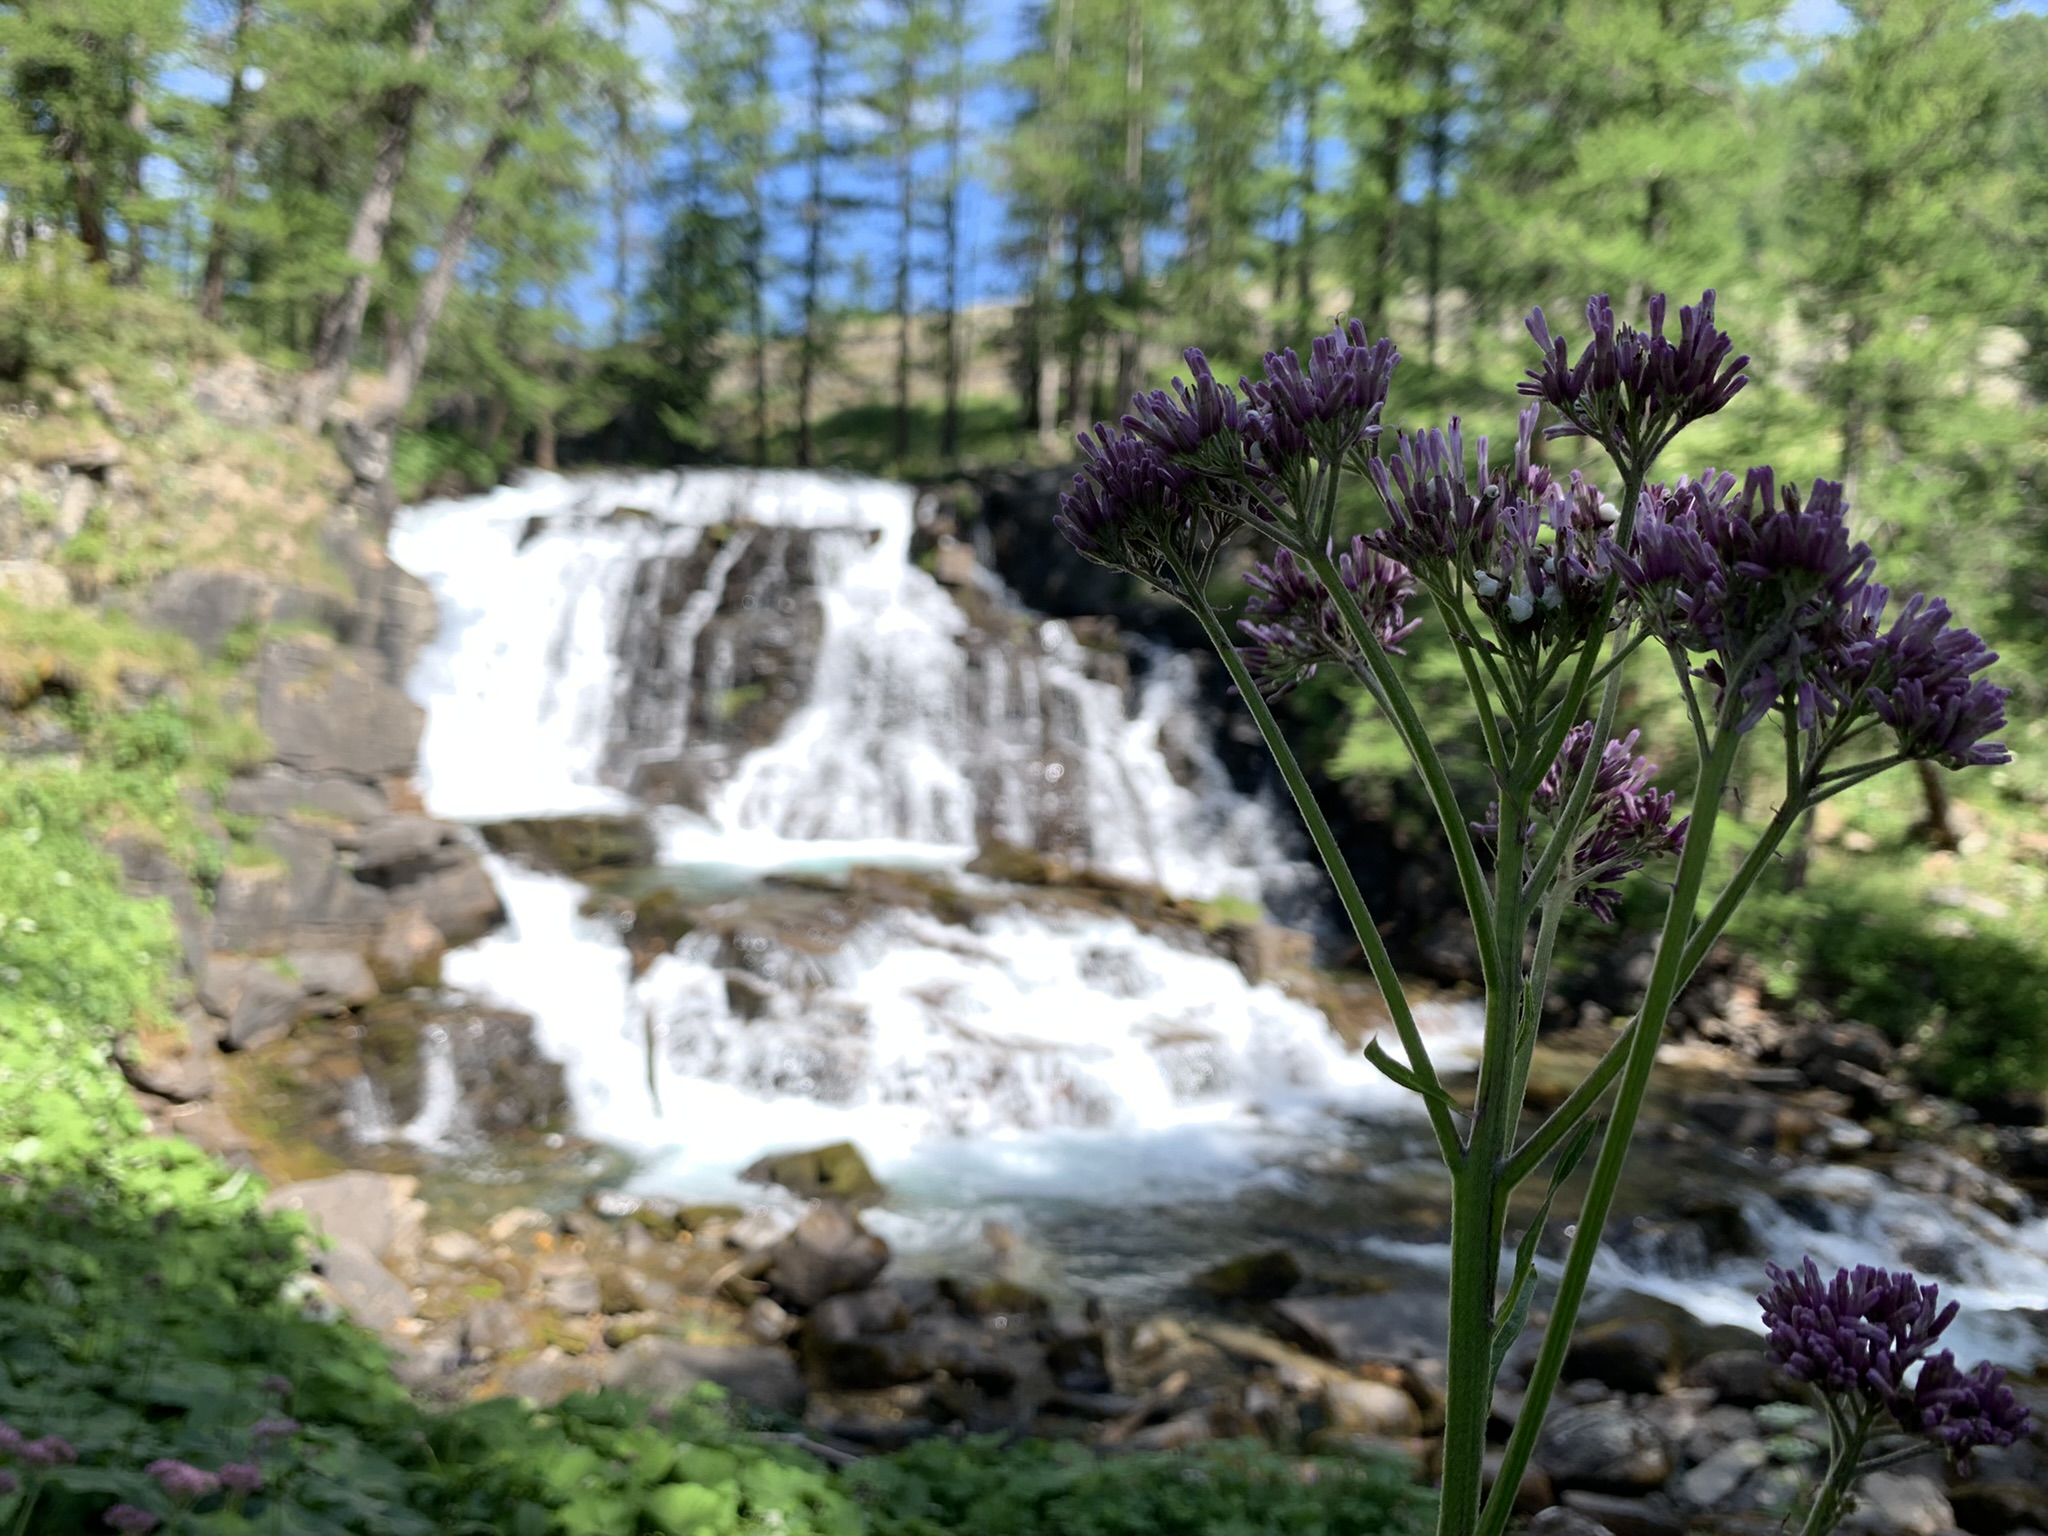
[259,636,422,780]
[1566,1318,1679,1395]
[764,1201,889,1309]
[265,1170,425,1266]
[741,1142,885,1207]
[1537,1402,1674,1495]
[602,1337,807,1416]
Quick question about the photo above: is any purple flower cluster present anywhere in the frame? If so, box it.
[145,1457,221,1501]
[1236,540,1421,698]
[1369,407,1615,653]
[104,1505,161,1534]
[0,1422,77,1467]
[1476,724,1688,921]
[1616,469,2009,763]
[1056,323,1400,584]
[1522,290,1749,474]
[1759,1259,2032,1469]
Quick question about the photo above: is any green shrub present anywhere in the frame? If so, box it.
[849,1436,1432,1536]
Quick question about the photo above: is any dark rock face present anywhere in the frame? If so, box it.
[347,1001,568,1138]
[1565,1319,1679,1395]
[1679,1349,1799,1407]
[259,636,423,779]
[610,525,826,808]
[1193,1249,1303,1304]
[479,815,656,874]
[764,1201,890,1310]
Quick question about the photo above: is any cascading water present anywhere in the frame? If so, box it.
[391,468,2047,1368]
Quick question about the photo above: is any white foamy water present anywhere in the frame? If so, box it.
[443,856,1482,1201]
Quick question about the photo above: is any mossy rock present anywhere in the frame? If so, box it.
[1193,1248,1304,1304]
[480,815,656,874]
[739,1142,884,1207]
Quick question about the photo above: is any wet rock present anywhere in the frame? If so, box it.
[1527,1505,1618,1536]
[375,856,503,948]
[1193,1248,1303,1303]
[1127,1409,1215,1450]
[500,1348,606,1405]
[370,906,446,989]
[1537,1402,1673,1495]
[765,1201,890,1309]
[1949,1482,2048,1536]
[259,636,422,780]
[1324,1378,1421,1438]
[461,1299,534,1359]
[485,1207,550,1244]
[1566,1318,1678,1395]
[222,767,389,826]
[210,820,389,954]
[354,817,461,884]
[745,1297,796,1344]
[942,1277,1050,1323]
[1839,1472,1954,1536]
[1558,1491,1684,1536]
[1483,1451,1555,1517]
[479,815,655,874]
[1682,1404,1764,1465]
[1678,1438,1769,1509]
[1686,1092,1782,1148]
[1779,1019,1894,1076]
[741,1142,885,1207]
[289,949,379,1011]
[1682,1349,1799,1407]
[426,1230,485,1266]
[266,1171,424,1265]
[1271,1290,1449,1365]
[540,1264,601,1315]
[314,1241,413,1333]
[603,1337,807,1416]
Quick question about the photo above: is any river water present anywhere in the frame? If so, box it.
[387,467,2048,1371]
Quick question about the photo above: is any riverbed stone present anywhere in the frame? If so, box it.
[1678,1438,1770,1509]
[1270,1290,1449,1365]
[461,1299,534,1359]
[1193,1249,1302,1303]
[1682,1349,1798,1407]
[1324,1378,1422,1437]
[603,1337,807,1415]
[1566,1318,1678,1394]
[1949,1482,2048,1536]
[741,1142,885,1206]
[1558,1491,1684,1536]
[1538,1402,1674,1495]
[1839,1472,1954,1536]
[766,1201,890,1309]
[314,1240,413,1333]
[266,1170,424,1264]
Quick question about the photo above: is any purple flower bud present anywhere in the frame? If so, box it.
[1236,539,1421,697]
[1125,348,1251,461]
[19,1435,76,1467]
[1367,415,1504,578]
[1522,290,1748,471]
[1244,321,1398,474]
[145,1458,220,1502]
[1475,724,1687,921]
[1866,596,2010,769]
[1901,1352,2033,1470]
[104,1506,161,1535]
[217,1461,264,1494]
[249,1417,301,1444]
[1759,1259,1956,1411]
[1055,424,1191,577]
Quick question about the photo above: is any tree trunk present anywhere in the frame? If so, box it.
[795,17,831,469]
[380,0,566,425]
[1912,760,1959,851]
[1060,236,1087,432]
[200,0,258,324]
[1364,0,1414,336]
[534,408,559,470]
[1112,0,1145,412]
[607,0,634,345]
[1032,0,1076,451]
[1422,43,1449,366]
[938,0,965,459]
[297,0,439,431]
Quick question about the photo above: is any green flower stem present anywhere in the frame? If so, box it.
[1428,591,1511,783]
[1475,724,1742,1536]
[1799,1403,1877,1536]
[1174,559,1464,1165]
[1308,547,1501,990]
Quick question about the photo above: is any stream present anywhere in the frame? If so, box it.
[373,466,2047,1373]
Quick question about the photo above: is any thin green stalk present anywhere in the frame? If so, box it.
[1798,1404,1877,1536]
[1430,591,1510,783]
[1172,556,1464,1165]
[1476,725,1742,1536]
[1309,546,1501,987]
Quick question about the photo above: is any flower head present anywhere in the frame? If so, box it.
[1475,724,1687,921]
[1237,540,1421,698]
[19,1434,77,1468]
[259,1375,293,1400]
[1901,1352,2033,1471]
[1759,1259,1956,1409]
[104,1506,161,1535]
[217,1461,265,1495]
[249,1417,301,1445]
[145,1458,220,1502]
[1125,348,1252,465]
[1522,290,1748,474]
[1865,596,2010,769]
[1055,424,1195,584]
[1244,321,1398,476]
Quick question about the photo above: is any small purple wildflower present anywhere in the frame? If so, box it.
[0,1469,15,1496]
[259,1375,293,1400]
[1243,322,1398,476]
[18,1434,77,1468]
[0,1420,20,1456]
[104,1506,162,1534]
[1475,724,1688,921]
[1759,1259,1956,1409]
[249,1417,301,1444]
[1902,1351,2033,1470]
[1366,415,1502,579]
[145,1458,220,1501]
[1125,348,1253,465]
[217,1461,265,1495]
[1055,425,1199,588]
[1522,290,1748,473]
[1865,595,2011,769]
[1237,540,1421,697]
